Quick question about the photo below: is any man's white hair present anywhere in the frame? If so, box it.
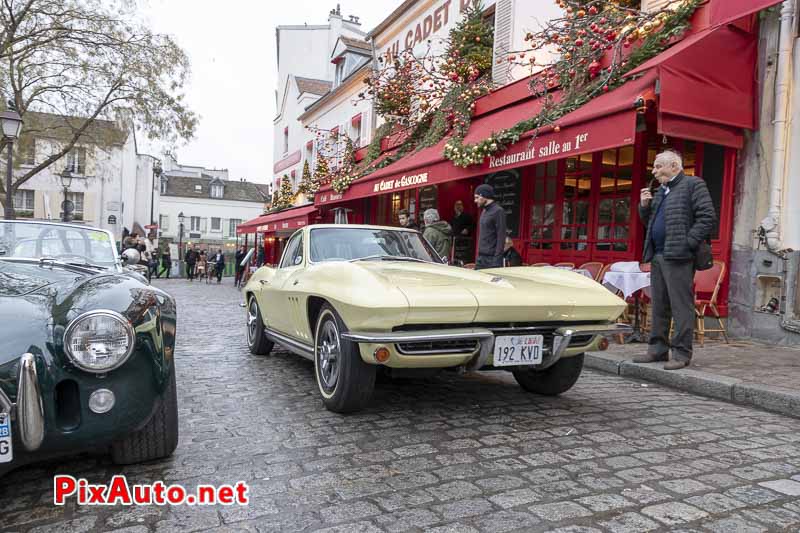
[423,208,440,224]
[656,149,684,169]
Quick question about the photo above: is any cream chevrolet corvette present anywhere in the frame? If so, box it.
[243,224,630,413]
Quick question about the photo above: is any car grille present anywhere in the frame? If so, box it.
[392,322,599,351]
[396,339,480,355]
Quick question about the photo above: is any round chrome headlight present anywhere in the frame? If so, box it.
[64,310,135,373]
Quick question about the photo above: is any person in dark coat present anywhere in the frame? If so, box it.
[185,245,198,281]
[159,248,171,279]
[398,209,418,230]
[473,184,507,270]
[234,245,246,287]
[503,237,523,267]
[211,248,225,283]
[450,200,474,236]
[633,149,716,370]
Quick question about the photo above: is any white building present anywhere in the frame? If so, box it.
[273,0,563,203]
[273,5,366,194]
[2,112,143,241]
[158,153,270,252]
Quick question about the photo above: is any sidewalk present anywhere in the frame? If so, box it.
[586,338,800,419]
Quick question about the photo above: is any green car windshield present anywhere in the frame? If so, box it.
[310,228,442,263]
[0,221,118,268]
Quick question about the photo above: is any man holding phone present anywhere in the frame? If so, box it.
[634,150,716,370]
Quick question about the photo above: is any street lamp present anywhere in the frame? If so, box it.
[178,211,185,260]
[60,168,74,222]
[150,159,162,228]
[1,101,23,220]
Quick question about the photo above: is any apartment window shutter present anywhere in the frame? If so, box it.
[492,0,514,86]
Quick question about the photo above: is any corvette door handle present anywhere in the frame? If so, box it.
[292,280,299,286]
[259,280,269,285]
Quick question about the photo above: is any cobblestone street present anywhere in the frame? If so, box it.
[2,279,800,532]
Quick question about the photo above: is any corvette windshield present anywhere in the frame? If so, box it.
[0,221,117,268]
[310,228,442,263]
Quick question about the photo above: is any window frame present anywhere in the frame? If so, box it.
[279,231,303,269]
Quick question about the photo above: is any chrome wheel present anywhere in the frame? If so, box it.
[317,319,341,393]
[247,299,259,345]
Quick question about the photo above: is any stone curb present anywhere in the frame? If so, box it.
[585,351,800,419]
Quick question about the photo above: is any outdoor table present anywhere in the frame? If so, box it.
[603,263,651,343]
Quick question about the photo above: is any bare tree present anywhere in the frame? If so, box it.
[0,0,198,218]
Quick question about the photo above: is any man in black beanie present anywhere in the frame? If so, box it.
[474,183,507,270]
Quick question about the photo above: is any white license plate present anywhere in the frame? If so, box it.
[493,335,544,366]
[0,412,12,463]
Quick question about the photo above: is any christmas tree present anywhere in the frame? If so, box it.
[297,159,318,196]
[314,154,330,185]
[441,0,494,84]
[274,175,294,210]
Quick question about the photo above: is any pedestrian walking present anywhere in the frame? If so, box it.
[422,208,452,261]
[634,149,716,370]
[473,184,507,270]
[234,245,246,287]
[185,246,198,281]
[160,248,172,279]
[211,248,225,283]
[196,250,207,281]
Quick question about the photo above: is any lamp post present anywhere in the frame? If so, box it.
[150,159,162,227]
[60,168,74,222]
[177,211,185,260]
[1,101,24,220]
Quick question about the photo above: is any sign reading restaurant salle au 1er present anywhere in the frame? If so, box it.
[378,0,497,62]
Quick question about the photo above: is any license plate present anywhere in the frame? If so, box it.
[0,412,12,463]
[493,335,544,366]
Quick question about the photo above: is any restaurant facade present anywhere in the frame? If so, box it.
[244,0,800,344]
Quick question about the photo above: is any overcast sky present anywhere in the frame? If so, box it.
[139,1,390,184]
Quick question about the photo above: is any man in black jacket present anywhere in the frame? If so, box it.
[634,150,716,370]
[474,184,507,270]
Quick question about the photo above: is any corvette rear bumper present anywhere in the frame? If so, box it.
[343,323,632,370]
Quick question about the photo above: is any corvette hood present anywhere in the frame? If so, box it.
[355,262,624,323]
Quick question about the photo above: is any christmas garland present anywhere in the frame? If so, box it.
[330,0,700,192]
[444,0,701,167]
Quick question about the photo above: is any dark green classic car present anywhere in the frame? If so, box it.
[0,220,178,475]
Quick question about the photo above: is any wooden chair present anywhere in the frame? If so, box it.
[532,262,550,267]
[694,260,729,346]
[578,261,604,282]
[554,262,576,269]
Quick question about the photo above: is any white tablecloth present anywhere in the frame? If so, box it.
[603,271,651,299]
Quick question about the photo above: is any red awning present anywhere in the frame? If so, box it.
[627,24,757,148]
[237,205,317,235]
[316,72,655,206]
[707,0,783,28]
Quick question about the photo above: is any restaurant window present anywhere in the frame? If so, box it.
[229,218,242,236]
[595,147,633,252]
[190,216,201,231]
[529,161,557,250]
[211,217,221,231]
[561,154,593,251]
[647,140,722,239]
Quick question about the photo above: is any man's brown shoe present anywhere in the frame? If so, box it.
[632,353,668,363]
[664,359,690,370]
